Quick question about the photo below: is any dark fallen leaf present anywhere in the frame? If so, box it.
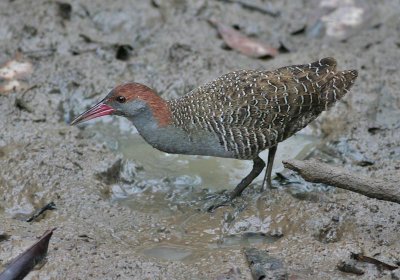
[26,202,56,222]
[351,252,398,271]
[209,19,278,58]
[0,228,56,280]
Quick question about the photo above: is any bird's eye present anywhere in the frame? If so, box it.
[116,96,126,103]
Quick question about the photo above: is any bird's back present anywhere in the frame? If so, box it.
[168,58,357,159]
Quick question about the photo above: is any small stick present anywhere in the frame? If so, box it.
[26,202,56,222]
[216,0,280,17]
[283,159,400,204]
[351,253,398,271]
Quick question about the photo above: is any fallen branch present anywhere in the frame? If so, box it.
[351,253,398,271]
[282,159,400,204]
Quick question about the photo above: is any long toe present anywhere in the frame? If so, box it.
[202,192,233,212]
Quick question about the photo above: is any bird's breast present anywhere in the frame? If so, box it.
[139,125,235,158]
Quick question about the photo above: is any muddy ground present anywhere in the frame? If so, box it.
[0,0,399,279]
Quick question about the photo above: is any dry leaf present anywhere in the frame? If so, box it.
[210,19,278,58]
[0,228,56,280]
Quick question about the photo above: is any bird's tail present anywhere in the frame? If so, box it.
[321,69,358,109]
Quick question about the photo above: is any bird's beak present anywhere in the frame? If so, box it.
[70,100,115,125]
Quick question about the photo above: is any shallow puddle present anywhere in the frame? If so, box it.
[142,246,193,261]
[84,120,322,261]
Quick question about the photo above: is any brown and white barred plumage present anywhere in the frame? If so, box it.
[168,57,358,160]
[70,57,358,208]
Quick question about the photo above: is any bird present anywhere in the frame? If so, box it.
[71,57,357,210]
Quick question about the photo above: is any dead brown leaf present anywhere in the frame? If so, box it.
[210,19,278,58]
[0,228,56,280]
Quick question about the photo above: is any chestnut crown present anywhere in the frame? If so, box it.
[70,83,171,126]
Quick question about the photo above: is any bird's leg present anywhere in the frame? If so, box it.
[206,156,265,212]
[261,145,277,191]
[230,156,266,199]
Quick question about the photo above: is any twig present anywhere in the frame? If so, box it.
[283,159,400,204]
[351,253,398,271]
[217,0,280,17]
[26,202,56,222]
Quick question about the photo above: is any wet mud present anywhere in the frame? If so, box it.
[1,0,399,279]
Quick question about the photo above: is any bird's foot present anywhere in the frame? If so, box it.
[260,183,275,192]
[202,191,233,212]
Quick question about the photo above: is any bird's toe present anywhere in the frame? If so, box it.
[202,192,233,212]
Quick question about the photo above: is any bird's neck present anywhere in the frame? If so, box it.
[136,93,172,127]
[128,99,233,157]
[127,100,181,153]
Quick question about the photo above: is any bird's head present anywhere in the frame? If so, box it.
[70,83,171,126]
